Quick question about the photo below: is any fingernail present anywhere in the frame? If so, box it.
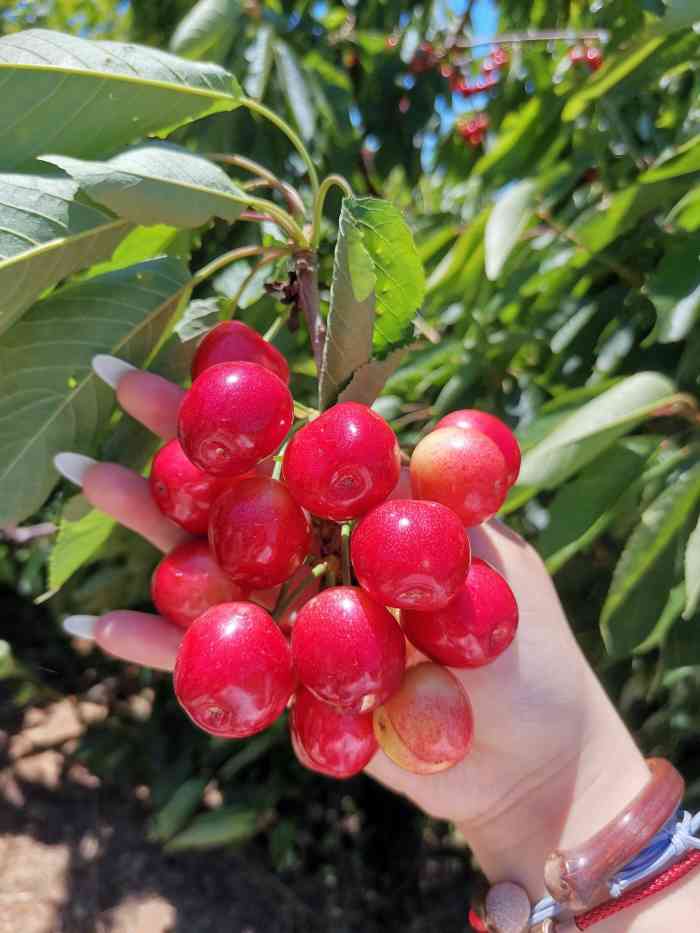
[53,452,98,487]
[62,615,98,640]
[92,354,137,390]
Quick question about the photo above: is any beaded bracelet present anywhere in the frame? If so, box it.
[469,758,700,933]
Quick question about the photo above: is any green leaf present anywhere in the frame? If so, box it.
[164,806,258,852]
[519,373,676,489]
[684,515,700,619]
[274,40,316,142]
[83,225,188,279]
[213,260,269,309]
[484,180,535,281]
[645,232,700,343]
[663,612,700,669]
[601,462,700,655]
[538,440,656,573]
[49,495,116,591]
[0,29,242,171]
[149,777,209,843]
[0,257,190,525]
[169,0,241,60]
[641,136,700,183]
[245,25,275,100]
[174,297,221,342]
[44,143,249,228]
[0,173,130,337]
[338,346,413,407]
[667,188,700,232]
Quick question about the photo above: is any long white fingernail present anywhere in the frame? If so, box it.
[53,452,98,486]
[92,354,137,390]
[63,615,98,640]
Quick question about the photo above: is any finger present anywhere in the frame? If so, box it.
[82,462,190,553]
[92,355,185,440]
[63,612,182,671]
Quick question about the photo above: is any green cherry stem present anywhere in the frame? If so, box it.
[221,250,290,319]
[191,244,273,288]
[263,309,291,342]
[240,97,320,199]
[341,522,353,586]
[311,174,354,250]
[208,153,306,219]
[274,562,328,619]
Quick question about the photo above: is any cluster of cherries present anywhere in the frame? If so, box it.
[456,113,490,148]
[568,44,604,71]
[148,319,521,779]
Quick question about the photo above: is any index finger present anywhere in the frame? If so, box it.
[93,355,185,440]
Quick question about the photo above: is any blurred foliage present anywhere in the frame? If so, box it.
[1,0,700,926]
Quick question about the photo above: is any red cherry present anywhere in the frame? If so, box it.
[468,908,488,932]
[568,46,585,63]
[151,539,247,629]
[282,402,400,521]
[411,427,508,526]
[373,663,473,774]
[192,320,289,384]
[290,686,378,778]
[178,362,293,476]
[398,95,411,113]
[250,561,322,636]
[492,47,509,66]
[149,438,241,535]
[435,409,521,486]
[482,57,496,73]
[291,586,405,713]
[173,602,295,738]
[402,558,518,668]
[209,477,311,588]
[351,499,470,610]
[585,47,603,71]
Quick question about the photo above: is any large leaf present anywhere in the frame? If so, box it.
[338,347,413,408]
[645,232,700,343]
[601,462,700,656]
[44,143,250,228]
[0,173,129,336]
[519,373,676,489]
[484,180,535,281]
[0,257,190,525]
[273,40,316,142]
[0,29,242,171]
[48,495,116,591]
[684,515,700,619]
[83,224,190,279]
[169,0,241,61]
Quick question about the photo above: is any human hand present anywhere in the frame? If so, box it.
[58,357,649,902]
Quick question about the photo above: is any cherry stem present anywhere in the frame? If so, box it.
[341,523,352,586]
[221,250,290,319]
[274,562,328,619]
[450,28,608,53]
[191,244,274,287]
[208,153,306,219]
[311,174,354,250]
[263,309,291,342]
[294,250,326,384]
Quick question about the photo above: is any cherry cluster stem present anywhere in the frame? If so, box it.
[274,561,328,618]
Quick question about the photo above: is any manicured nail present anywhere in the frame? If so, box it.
[53,452,98,487]
[92,354,137,390]
[62,615,98,640]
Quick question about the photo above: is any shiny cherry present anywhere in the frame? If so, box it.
[435,409,521,486]
[402,558,518,668]
[351,500,470,610]
[411,427,508,527]
[209,477,311,588]
[290,686,378,779]
[373,662,473,774]
[192,320,289,384]
[282,402,401,521]
[149,438,239,535]
[151,539,247,629]
[173,601,295,738]
[291,586,405,713]
[178,362,293,476]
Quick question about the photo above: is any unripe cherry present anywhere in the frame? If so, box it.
[149,438,240,535]
[290,686,378,779]
[173,602,295,738]
[191,320,289,384]
[373,663,473,774]
[410,427,508,526]
[282,402,400,521]
[291,586,405,713]
[435,409,521,486]
[151,539,247,629]
[209,477,311,588]
[178,362,293,476]
[351,499,470,610]
[401,558,518,668]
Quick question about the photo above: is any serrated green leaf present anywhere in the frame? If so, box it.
[519,373,676,489]
[164,806,258,852]
[645,232,700,343]
[44,143,249,228]
[601,462,700,655]
[338,346,413,407]
[0,257,191,525]
[149,777,209,843]
[274,40,316,142]
[49,495,116,591]
[484,180,535,281]
[684,516,700,619]
[0,29,242,171]
[245,25,275,100]
[0,173,130,336]
[170,0,241,60]
[641,136,700,183]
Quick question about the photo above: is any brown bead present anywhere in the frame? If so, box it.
[484,881,531,933]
